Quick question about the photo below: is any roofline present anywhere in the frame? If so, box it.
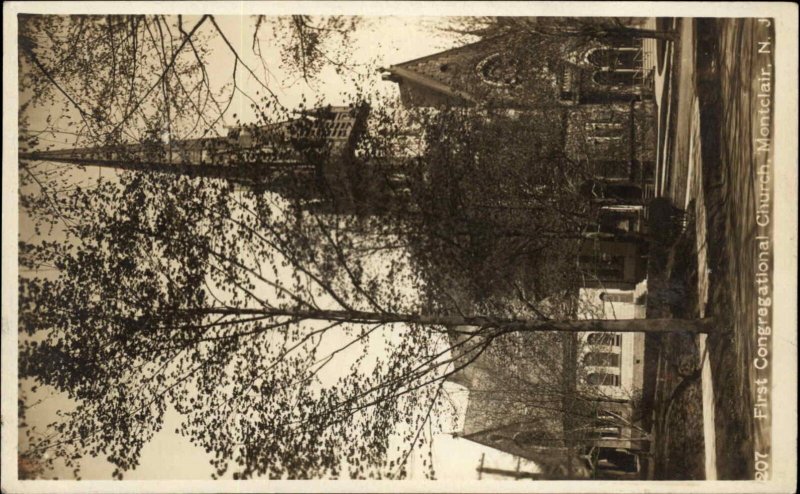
[457,431,564,466]
[386,66,478,105]
[387,31,514,70]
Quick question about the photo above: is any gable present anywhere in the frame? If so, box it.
[386,32,563,108]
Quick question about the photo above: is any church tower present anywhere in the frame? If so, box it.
[19,104,379,213]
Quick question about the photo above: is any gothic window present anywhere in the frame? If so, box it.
[475,52,521,87]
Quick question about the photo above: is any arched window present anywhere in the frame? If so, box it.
[587,372,621,386]
[584,351,621,367]
[587,333,622,346]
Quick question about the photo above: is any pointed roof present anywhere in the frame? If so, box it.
[382,32,517,106]
[388,29,513,71]
[383,66,477,105]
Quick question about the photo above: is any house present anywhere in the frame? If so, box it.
[442,276,649,479]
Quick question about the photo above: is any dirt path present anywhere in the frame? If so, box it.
[686,91,718,480]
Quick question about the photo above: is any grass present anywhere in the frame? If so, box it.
[645,210,706,480]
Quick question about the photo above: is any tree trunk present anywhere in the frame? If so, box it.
[183,307,715,334]
[538,25,679,42]
[596,27,679,42]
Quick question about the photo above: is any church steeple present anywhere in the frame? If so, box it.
[19,104,371,204]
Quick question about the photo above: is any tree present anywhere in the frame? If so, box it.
[392,105,593,312]
[17,14,708,481]
[17,14,365,161]
[262,15,363,82]
[17,145,710,480]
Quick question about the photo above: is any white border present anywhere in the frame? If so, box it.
[3,2,797,493]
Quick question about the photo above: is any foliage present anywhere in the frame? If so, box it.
[373,105,597,315]
[263,16,363,82]
[17,14,695,481]
[19,168,466,479]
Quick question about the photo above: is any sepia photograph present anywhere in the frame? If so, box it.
[2,2,797,492]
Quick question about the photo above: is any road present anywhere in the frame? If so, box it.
[695,17,775,480]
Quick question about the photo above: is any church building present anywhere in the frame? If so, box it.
[382,24,658,289]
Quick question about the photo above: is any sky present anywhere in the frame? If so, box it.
[20,14,469,150]
[14,13,545,482]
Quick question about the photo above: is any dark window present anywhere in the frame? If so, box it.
[599,213,634,233]
[587,372,620,386]
[593,426,621,439]
[579,253,626,281]
[605,183,644,202]
[588,48,639,70]
[585,121,625,137]
[600,292,635,303]
[584,351,621,367]
[587,333,622,346]
[592,70,637,86]
[593,160,631,180]
[597,448,639,473]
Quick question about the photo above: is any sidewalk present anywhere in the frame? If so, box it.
[656,18,697,208]
[693,17,773,480]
